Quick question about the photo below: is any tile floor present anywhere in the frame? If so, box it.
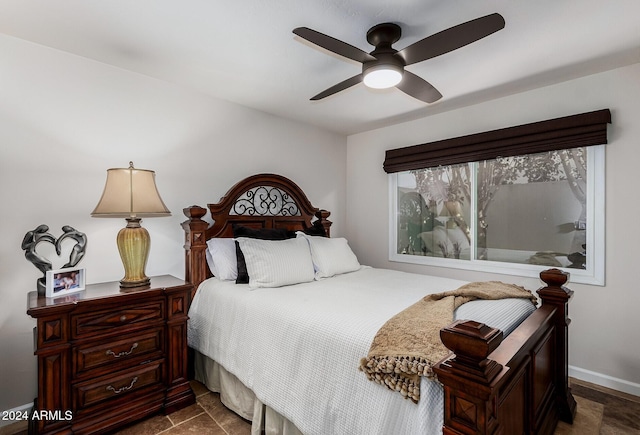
[3,378,639,434]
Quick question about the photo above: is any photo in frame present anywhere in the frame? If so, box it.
[46,267,86,297]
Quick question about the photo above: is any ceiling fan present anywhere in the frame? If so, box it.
[293,13,505,103]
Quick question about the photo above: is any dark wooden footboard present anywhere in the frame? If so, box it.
[434,269,576,435]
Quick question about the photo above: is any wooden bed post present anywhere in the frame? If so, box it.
[537,268,577,423]
[436,321,505,435]
[314,209,332,237]
[182,205,209,293]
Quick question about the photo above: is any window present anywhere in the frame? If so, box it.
[390,146,604,284]
[385,109,610,285]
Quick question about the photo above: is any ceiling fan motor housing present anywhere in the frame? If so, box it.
[363,23,406,88]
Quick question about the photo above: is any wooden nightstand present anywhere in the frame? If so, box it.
[26,275,196,434]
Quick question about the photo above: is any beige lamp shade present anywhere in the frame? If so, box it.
[92,162,170,288]
[92,162,170,217]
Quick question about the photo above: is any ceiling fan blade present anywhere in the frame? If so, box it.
[293,27,376,63]
[397,13,505,66]
[396,71,442,103]
[311,74,363,100]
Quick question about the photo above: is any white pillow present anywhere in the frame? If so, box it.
[298,234,361,279]
[235,237,315,289]
[206,238,238,281]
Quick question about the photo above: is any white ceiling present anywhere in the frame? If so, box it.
[1,1,638,135]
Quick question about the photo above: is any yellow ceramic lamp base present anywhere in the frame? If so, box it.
[117,217,151,288]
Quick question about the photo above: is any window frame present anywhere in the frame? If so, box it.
[388,145,605,285]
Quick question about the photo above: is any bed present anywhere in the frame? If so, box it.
[182,173,577,435]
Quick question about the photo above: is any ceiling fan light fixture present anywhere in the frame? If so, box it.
[363,64,403,89]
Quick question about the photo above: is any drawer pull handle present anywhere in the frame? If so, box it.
[106,376,138,395]
[120,315,127,322]
[106,342,139,358]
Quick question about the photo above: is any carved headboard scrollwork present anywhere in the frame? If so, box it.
[182,174,332,290]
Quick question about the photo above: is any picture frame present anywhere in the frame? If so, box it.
[46,267,86,298]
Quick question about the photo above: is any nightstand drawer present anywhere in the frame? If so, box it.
[72,300,165,339]
[73,362,163,409]
[74,329,164,376]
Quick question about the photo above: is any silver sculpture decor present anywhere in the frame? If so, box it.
[22,225,87,294]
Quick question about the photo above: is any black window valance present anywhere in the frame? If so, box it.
[383,109,611,173]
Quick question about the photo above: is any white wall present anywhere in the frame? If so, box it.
[346,63,640,394]
[0,34,347,413]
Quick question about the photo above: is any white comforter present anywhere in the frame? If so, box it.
[187,267,535,435]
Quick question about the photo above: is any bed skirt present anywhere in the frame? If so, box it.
[193,350,304,435]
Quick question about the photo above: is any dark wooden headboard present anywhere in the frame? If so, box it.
[182,173,332,290]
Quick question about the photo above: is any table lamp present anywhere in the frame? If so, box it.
[92,162,170,288]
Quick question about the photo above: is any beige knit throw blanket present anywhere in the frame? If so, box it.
[358,281,537,403]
